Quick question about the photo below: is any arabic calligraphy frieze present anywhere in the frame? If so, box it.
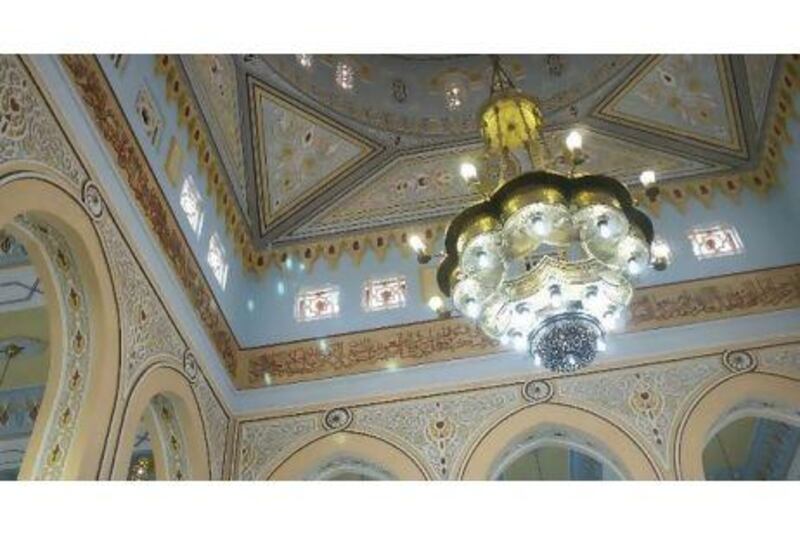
[240,264,800,387]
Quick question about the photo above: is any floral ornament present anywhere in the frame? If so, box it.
[0,69,31,141]
[522,380,554,404]
[323,407,352,431]
[627,374,666,446]
[722,350,756,373]
[81,181,105,219]
[183,350,199,383]
[425,402,457,477]
[392,79,408,103]
[637,55,723,133]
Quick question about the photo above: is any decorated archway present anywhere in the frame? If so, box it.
[460,403,660,480]
[0,171,120,480]
[268,431,428,480]
[111,364,209,480]
[676,372,800,479]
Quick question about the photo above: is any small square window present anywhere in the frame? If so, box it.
[362,276,407,312]
[295,286,340,322]
[207,233,229,289]
[688,223,744,260]
[179,175,204,236]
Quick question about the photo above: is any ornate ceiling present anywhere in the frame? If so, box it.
[179,54,779,251]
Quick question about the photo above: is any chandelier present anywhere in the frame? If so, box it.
[411,57,670,373]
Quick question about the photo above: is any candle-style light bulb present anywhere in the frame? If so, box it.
[408,234,426,253]
[640,170,657,187]
[565,130,583,153]
[459,161,478,182]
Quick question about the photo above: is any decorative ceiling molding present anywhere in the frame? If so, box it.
[144,56,793,275]
[62,55,241,375]
[153,55,257,270]
[594,55,747,157]
[745,55,778,131]
[61,53,800,388]
[632,55,798,216]
[281,60,796,264]
[294,142,485,238]
[237,263,800,388]
[292,126,722,240]
[180,55,249,221]
[261,55,637,137]
[247,78,382,235]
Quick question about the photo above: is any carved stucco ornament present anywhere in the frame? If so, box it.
[722,350,757,373]
[323,407,353,431]
[522,379,554,404]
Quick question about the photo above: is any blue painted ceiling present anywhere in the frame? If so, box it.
[95,55,800,351]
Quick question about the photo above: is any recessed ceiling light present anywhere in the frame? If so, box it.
[296,54,313,68]
[445,84,464,110]
[335,62,355,91]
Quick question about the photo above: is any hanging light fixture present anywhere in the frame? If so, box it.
[415,56,665,374]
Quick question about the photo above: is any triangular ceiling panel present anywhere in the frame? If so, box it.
[544,128,722,183]
[291,144,484,238]
[249,79,380,235]
[182,55,249,218]
[594,55,745,156]
[293,130,719,239]
[744,55,777,130]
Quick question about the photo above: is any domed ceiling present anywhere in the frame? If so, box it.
[260,54,632,136]
[180,54,778,248]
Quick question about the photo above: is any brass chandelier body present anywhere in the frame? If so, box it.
[432,57,658,373]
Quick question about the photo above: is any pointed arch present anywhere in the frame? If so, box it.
[675,372,800,479]
[459,403,660,480]
[0,171,120,479]
[268,431,428,480]
[111,364,210,480]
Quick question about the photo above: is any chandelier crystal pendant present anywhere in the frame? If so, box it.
[420,56,665,374]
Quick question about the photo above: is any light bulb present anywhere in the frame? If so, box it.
[597,217,612,239]
[532,353,542,367]
[651,238,671,260]
[627,255,642,275]
[510,330,527,352]
[428,295,444,312]
[459,162,478,182]
[640,170,656,187]
[408,234,426,253]
[602,308,618,330]
[476,249,491,269]
[531,213,549,236]
[297,54,313,68]
[464,298,481,319]
[596,337,607,352]
[565,130,583,152]
[549,285,563,308]
[584,286,598,305]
